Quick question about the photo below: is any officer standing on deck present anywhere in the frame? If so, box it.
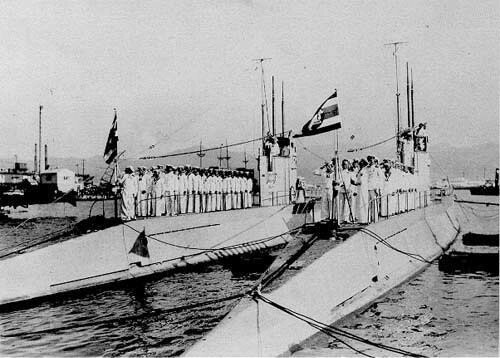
[339,159,354,223]
[119,166,137,221]
[314,159,335,220]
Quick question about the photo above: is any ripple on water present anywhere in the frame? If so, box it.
[0,217,498,356]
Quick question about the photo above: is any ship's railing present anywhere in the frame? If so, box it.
[259,191,293,206]
[132,190,256,218]
[363,190,430,225]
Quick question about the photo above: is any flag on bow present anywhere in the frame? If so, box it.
[103,110,118,164]
[129,229,150,258]
[293,90,341,138]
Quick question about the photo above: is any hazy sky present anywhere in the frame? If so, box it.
[1,0,498,162]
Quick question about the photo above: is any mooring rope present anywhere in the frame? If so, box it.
[253,292,426,357]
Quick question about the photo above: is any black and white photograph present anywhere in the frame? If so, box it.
[0,1,498,356]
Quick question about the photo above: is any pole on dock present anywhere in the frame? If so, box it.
[34,143,37,174]
[44,144,49,170]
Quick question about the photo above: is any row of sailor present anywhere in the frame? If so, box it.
[119,165,254,221]
[317,155,428,225]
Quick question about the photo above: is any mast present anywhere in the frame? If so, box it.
[113,108,118,184]
[225,139,231,169]
[385,41,407,162]
[243,149,249,169]
[272,76,275,136]
[196,140,206,167]
[406,62,411,128]
[252,58,271,148]
[411,69,415,129]
[217,144,223,168]
[281,81,285,136]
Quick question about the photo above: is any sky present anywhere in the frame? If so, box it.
[0,0,498,164]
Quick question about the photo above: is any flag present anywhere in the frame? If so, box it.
[103,111,118,164]
[293,90,341,138]
[129,229,150,258]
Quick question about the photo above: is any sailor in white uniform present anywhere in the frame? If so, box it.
[178,167,188,214]
[223,172,232,210]
[170,167,180,215]
[339,159,355,223]
[366,156,380,223]
[150,169,165,217]
[314,160,335,220]
[193,169,201,213]
[119,166,138,221]
[187,168,195,213]
[246,172,253,208]
[163,166,174,216]
[354,159,369,224]
[215,170,223,211]
[136,167,148,217]
[199,169,207,213]
[232,172,241,209]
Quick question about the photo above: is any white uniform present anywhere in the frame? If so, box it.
[143,171,153,216]
[233,176,241,209]
[151,175,165,217]
[164,171,175,216]
[200,174,207,213]
[315,167,334,220]
[193,173,202,213]
[187,172,195,213]
[355,167,369,224]
[120,173,137,221]
[366,165,379,223]
[246,177,253,208]
[137,174,149,217]
[171,172,179,215]
[215,175,223,211]
[339,168,354,222]
[223,176,232,210]
[178,172,188,214]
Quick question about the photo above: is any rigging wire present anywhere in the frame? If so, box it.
[138,136,264,160]
[347,135,396,153]
[122,219,301,254]
[254,292,426,357]
[127,117,199,160]
[358,227,435,265]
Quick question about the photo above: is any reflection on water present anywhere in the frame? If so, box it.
[297,264,498,357]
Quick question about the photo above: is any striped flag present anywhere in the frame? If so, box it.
[293,90,341,138]
[103,111,118,164]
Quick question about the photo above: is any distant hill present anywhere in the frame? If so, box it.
[1,141,497,186]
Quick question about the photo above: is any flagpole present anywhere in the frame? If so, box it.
[334,89,340,225]
[113,108,118,219]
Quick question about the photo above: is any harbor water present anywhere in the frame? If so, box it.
[0,199,498,357]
